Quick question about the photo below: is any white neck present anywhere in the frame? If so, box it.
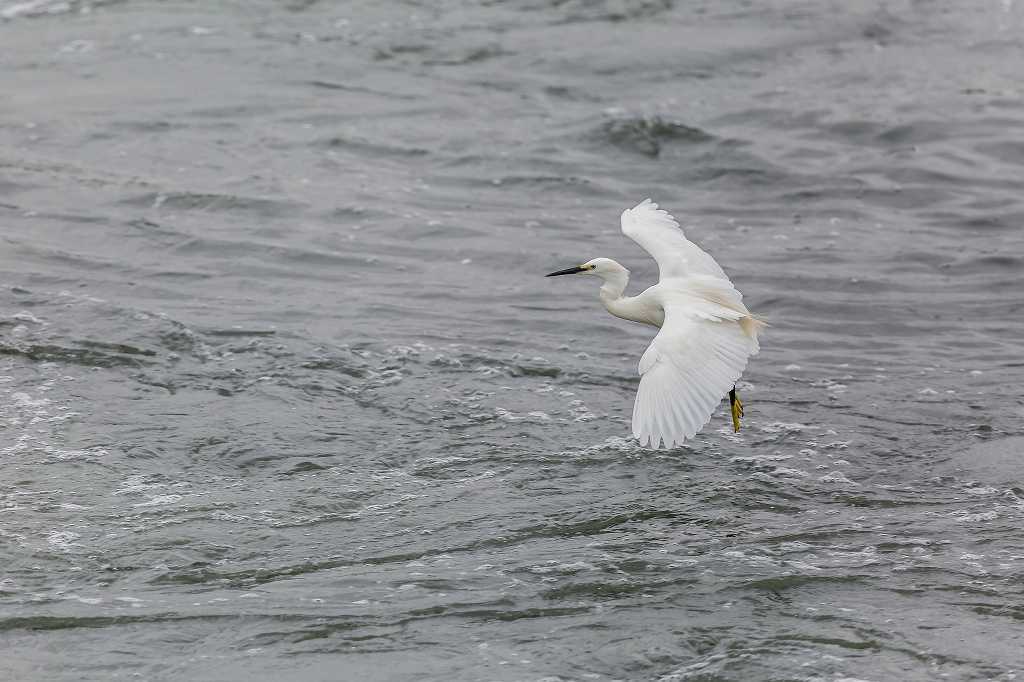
[597,267,629,302]
[593,261,661,326]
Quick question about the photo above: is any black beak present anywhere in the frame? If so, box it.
[546,265,586,277]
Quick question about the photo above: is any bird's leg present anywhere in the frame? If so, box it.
[729,387,743,433]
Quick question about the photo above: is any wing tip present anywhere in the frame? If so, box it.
[622,198,652,223]
[623,197,679,228]
[622,197,679,239]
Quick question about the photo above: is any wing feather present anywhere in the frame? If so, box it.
[621,198,730,281]
[631,300,761,449]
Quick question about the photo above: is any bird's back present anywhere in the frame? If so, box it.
[659,276,759,330]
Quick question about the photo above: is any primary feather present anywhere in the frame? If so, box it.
[633,297,760,448]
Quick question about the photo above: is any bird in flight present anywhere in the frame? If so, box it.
[547,199,764,449]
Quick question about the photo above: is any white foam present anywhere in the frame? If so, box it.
[819,471,859,486]
[132,494,183,507]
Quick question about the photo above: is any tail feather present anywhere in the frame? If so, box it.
[739,316,767,352]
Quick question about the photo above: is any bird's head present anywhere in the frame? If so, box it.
[545,257,627,278]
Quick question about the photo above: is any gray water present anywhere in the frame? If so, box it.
[3,1,1024,680]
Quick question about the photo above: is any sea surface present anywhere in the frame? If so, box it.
[2,1,1024,680]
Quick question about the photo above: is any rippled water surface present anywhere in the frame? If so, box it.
[3,1,1024,680]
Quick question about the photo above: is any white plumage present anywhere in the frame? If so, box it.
[547,199,764,449]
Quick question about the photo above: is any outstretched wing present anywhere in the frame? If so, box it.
[632,298,761,449]
[621,198,729,281]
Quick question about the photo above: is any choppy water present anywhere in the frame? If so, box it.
[3,1,1024,680]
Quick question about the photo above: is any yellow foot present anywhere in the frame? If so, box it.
[729,388,743,433]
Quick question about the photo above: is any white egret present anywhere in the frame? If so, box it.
[547,199,764,449]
